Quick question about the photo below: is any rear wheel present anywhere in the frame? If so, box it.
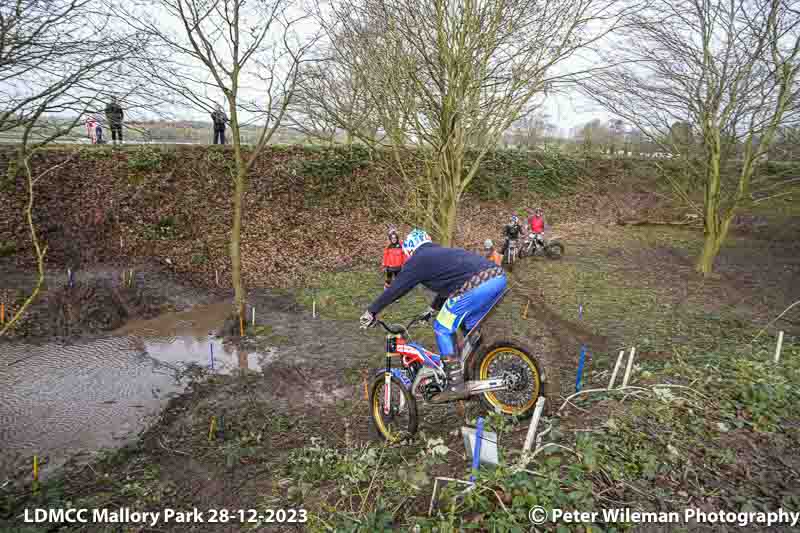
[370,374,418,441]
[545,241,564,260]
[473,337,560,418]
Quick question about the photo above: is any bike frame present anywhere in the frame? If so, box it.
[376,288,510,412]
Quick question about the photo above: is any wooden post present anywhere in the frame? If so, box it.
[774,331,785,363]
[522,397,546,454]
[621,347,636,388]
[608,350,625,390]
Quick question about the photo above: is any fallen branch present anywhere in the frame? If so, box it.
[752,300,800,342]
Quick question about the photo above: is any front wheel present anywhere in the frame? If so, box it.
[370,374,418,441]
[545,241,564,260]
[472,337,560,418]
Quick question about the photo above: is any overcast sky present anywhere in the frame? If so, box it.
[91,0,614,134]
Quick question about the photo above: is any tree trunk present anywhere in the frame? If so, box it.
[436,192,458,247]
[229,95,247,325]
[696,146,730,276]
[230,165,246,314]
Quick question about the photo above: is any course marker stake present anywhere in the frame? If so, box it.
[470,418,484,482]
[575,345,587,392]
[32,455,39,494]
[775,331,785,363]
[252,307,255,327]
[1,303,4,324]
[522,299,530,319]
[608,350,625,390]
[622,346,636,387]
[208,416,217,442]
[362,371,368,401]
[522,397,546,454]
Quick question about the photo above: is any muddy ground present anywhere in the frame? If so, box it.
[2,210,799,531]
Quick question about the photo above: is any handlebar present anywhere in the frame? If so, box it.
[367,315,428,335]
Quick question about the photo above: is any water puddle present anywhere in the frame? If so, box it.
[0,301,274,479]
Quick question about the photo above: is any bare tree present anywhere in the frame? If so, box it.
[122,0,316,322]
[324,0,634,244]
[289,39,381,145]
[511,113,556,150]
[0,0,145,337]
[583,0,800,275]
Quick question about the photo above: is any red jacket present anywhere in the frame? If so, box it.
[529,215,544,233]
[382,244,406,269]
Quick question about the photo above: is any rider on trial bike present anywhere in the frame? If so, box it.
[501,214,524,257]
[360,229,507,401]
[528,207,545,248]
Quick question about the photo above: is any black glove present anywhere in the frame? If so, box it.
[419,307,437,323]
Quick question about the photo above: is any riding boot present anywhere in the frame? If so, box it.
[432,356,469,402]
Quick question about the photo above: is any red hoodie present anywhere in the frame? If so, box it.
[529,215,544,233]
[382,243,406,270]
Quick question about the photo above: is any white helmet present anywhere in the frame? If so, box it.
[484,239,493,250]
[402,229,432,256]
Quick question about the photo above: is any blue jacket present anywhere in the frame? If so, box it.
[368,243,496,315]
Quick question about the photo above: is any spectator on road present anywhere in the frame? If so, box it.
[211,105,229,145]
[86,116,97,144]
[105,96,124,146]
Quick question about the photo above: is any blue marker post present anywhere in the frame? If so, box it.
[575,303,587,392]
[470,417,484,482]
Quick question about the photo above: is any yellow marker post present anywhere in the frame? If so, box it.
[362,371,369,401]
[1,302,4,324]
[32,455,39,493]
[522,299,530,319]
[208,416,217,442]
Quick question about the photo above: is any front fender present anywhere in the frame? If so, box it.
[373,367,413,390]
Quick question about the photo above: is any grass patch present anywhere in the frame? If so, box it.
[297,269,431,323]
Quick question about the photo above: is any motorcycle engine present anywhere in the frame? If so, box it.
[411,366,443,401]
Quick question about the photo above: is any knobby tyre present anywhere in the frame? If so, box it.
[369,374,418,441]
[472,336,560,418]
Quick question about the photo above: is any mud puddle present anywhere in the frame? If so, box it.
[0,301,275,480]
